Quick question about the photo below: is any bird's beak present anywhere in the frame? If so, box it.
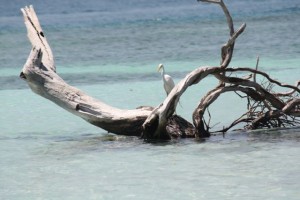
[157,64,163,72]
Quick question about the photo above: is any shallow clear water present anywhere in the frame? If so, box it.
[1,128,300,200]
[0,0,300,199]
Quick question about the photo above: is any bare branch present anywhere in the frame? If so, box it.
[21,5,55,72]
[282,98,300,116]
[193,85,266,137]
[199,0,234,35]
[213,113,252,133]
[226,23,247,47]
[221,23,247,68]
[249,110,283,129]
[253,56,260,83]
[225,67,300,94]
[198,0,237,68]
[273,80,300,96]
[215,73,285,109]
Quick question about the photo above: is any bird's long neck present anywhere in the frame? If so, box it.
[160,67,165,76]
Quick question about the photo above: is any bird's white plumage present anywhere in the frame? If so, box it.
[157,64,175,96]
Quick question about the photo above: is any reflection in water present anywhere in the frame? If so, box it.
[37,126,300,158]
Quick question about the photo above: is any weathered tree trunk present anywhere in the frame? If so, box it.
[20,2,300,141]
[21,6,153,137]
[21,46,152,136]
[20,5,195,139]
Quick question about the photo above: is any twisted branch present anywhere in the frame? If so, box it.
[225,68,300,94]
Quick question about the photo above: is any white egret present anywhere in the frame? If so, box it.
[157,63,175,96]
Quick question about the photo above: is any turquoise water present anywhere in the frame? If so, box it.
[1,0,300,199]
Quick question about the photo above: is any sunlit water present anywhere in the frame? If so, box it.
[0,0,300,199]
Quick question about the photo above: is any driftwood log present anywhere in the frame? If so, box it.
[20,1,300,141]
